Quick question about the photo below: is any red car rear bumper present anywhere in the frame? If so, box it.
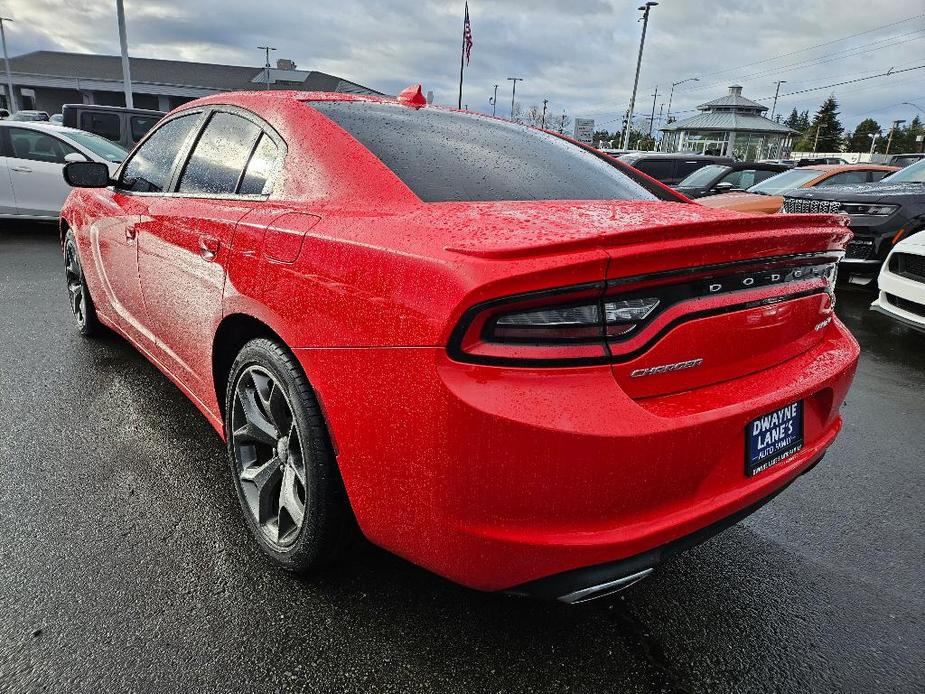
[295,318,858,593]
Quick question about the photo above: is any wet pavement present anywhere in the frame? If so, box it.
[1,224,922,693]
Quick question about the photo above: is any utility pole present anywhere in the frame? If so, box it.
[507,77,522,120]
[0,17,16,113]
[655,102,663,149]
[541,98,548,129]
[258,46,276,90]
[490,83,498,116]
[885,119,906,154]
[664,77,696,137]
[813,123,821,153]
[115,0,133,108]
[647,85,658,139]
[770,80,786,120]
[622,2,658,149]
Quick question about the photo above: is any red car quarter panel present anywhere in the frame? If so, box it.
[60,89,859,600]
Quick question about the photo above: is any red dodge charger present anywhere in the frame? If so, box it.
[60,88,858,603]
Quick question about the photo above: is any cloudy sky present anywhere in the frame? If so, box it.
[7,0,924,133]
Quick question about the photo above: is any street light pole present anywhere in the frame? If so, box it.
[541,98,548,129]
[258,46,276,90]
[507,77,522,120]
[885,119,906,155]
[770,80,787,120]
[0,17,16,113]
[663,76,697,141]
[115,0,134,108]
[490,83,498,116]
[622,2,658,150]
[647,84,658,140]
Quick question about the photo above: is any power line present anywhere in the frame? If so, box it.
[676,29,925,96]
[687,12,925,82]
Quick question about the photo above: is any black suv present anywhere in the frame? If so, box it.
[618,153,733,185]
[674,161,789,198]
[782,159,925,284]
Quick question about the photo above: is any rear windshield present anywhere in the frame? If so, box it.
[310,101,662,203]
[747,168,820,195]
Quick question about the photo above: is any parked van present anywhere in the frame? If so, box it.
[62,104,164,151]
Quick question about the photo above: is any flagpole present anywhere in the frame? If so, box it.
[457,3,466,109]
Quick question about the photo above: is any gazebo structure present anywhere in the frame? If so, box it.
[659,85,797,161]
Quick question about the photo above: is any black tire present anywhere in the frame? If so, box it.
[63,230,100,337]
[225,338,353,572]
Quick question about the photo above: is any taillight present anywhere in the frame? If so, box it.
[449,255,840,366]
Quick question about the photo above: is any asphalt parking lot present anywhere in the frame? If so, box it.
[1,224,922,694]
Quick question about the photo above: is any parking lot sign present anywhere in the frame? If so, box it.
[573,118,594,144]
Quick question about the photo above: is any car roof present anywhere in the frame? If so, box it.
[61,103,165,115]
[0,120,92,137]
[799,163,899,172]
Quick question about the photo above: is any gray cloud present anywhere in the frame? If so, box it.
[6,0,924,131]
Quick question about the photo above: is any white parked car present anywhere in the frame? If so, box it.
[0,121,126,220]
[871,233,925,335]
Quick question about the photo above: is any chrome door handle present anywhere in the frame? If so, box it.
[9,166,32,173]
[198,235,221,261]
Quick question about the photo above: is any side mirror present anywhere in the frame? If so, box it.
[63,161,110,188]
[713,181,736,192]
[64,152,88,163]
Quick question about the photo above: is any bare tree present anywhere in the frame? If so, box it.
[510,102,526,125]
[523,104,544,128]
[556,112,572,134]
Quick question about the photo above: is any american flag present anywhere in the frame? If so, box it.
[463,2,473,65]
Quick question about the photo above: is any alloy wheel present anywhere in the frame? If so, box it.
[64,242,87,328]
[230,365,307,548]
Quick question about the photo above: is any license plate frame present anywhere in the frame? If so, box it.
[745,400,804,477]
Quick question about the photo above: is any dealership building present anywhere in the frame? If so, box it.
[3,50,383,114]
[660,85,797,161]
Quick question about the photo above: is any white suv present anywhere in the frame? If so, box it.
[871,233,925,335]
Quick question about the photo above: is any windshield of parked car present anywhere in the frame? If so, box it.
[882,158,925,183]
[677,164,729,187]
[747,168,820,195]
[61,128,129,162]
[311,101,664,203]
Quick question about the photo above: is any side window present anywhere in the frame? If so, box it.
[676,160,706,179]
[751,169,779,185]
[120,113,200,193]
[720,170,747,188]
[130,115,160,143]
[177,112,261,195]
[816,170,868,187]
[635,159,673,180]
[80,112,121,142]
[7,128,78,164]
[239,134,279,195]
[869,170,891,182]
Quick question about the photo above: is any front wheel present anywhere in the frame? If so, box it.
[63,230,100,337]
[225,338,353,572]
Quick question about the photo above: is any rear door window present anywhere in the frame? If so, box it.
[868,170,891,182]
[676,160,707,179]
[817,170,868,186]
[239,134,278,195]
[311,101,661,202]
[119,113,200,193]
[7,128,79,164]
[177,112,262,195]
[80,112,122,142]
[130,115,160,142]
[633,159,674,181]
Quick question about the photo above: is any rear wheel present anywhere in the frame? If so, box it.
[225,338,352,572]
[63,230,100,337]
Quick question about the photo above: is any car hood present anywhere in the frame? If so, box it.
[786,181,925,203]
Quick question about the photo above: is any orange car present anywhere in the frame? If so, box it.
[699,164,900,214]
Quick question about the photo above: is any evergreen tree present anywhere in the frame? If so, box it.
[783,108,800,131]
[846,118,881,152]
[795,95,844,152]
